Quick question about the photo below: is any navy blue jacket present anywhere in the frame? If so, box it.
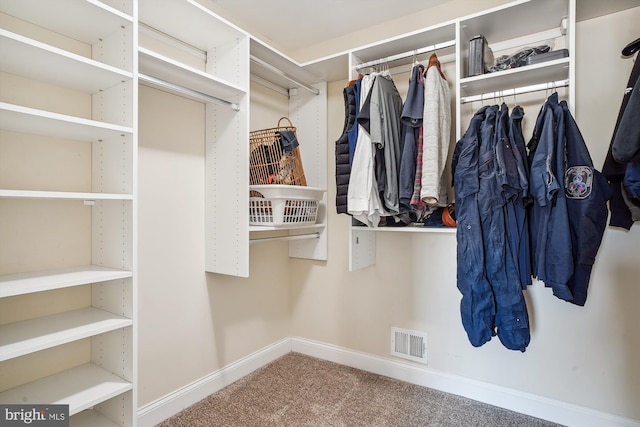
[560,100,612,306]
[529,94,611,306]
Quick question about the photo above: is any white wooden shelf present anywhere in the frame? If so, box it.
[0,363,132,416]
[249,224,325,233]
[0,189,133,201]
[0,307,132,362]
[139,0,244,53]
[459,0,569,44]
[459,58,570,98]
[0,29,133,93]
[250,38,323,93]
[0,102,133,142]
[353,225,457,234]
[0,265,133,298]
[70,410,121,427]
[139,47,245,102]
[0,0,133,44]
[351,20,456,66]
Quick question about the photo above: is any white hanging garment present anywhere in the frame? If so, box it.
[421,57,451,206]
[347,74,386,227]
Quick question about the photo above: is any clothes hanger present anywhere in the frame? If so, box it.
[347,73,363,87]
[545,81,551,100]
[622,37,640,57]
[427,53,446,80]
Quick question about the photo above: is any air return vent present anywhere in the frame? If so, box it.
[391,327,427,364]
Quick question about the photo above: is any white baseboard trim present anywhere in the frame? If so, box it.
[137,336,640,427]
[291,337,640,427]
[136,338,291,427]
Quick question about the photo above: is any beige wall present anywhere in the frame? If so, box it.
[291,5,640,421]
[137,82,292,405]
[137,3,640,423]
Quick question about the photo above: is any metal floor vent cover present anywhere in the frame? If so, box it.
[391,327,427,364]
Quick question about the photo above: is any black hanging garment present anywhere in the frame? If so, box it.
[602,41,640,228]
[335,81,359,214]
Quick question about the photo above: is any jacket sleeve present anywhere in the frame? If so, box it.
[612,76,640,163]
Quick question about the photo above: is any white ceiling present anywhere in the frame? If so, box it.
[199,0,640,58]
[200,0,453,53]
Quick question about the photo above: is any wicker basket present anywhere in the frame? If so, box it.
[249,117,307,186]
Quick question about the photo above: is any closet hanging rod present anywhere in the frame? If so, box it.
[460,79,570,104]
[139,73,240,111]
[249,233,320,244]
[250,55,320,96]
[354,39,456,71]
[250,74,289,97]
[139,22,206,60]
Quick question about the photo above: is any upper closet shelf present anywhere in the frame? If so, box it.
[250,39,322,94]
[459,57,570,98]
[139,47,245,108]
[0,102,133,142]
[140,0,245,52]
[0,0,133,44]
[351,21,456,68]
[0,30,133,93]
[459,0,569,44]
[0,265,133,298]
[354,39,455,71]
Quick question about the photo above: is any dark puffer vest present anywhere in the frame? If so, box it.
[335,83,358,214]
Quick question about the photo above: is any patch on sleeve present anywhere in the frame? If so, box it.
[565,166,593,199]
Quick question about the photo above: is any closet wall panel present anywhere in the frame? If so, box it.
[137,81,292,406]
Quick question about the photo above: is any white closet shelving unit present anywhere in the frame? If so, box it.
[457,0,575,125]
[345,19,459,271]
[343,0,575,271]
[0,0,137,425]
[138,0,250,279]
[249,38,328,265]
[138,0,327,278]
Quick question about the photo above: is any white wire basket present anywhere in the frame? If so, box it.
[249,185,324,227]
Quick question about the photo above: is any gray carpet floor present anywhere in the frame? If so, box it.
[157,352,564,427]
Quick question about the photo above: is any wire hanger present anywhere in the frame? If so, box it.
[545,81,551,99]
[622,37,640,57]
